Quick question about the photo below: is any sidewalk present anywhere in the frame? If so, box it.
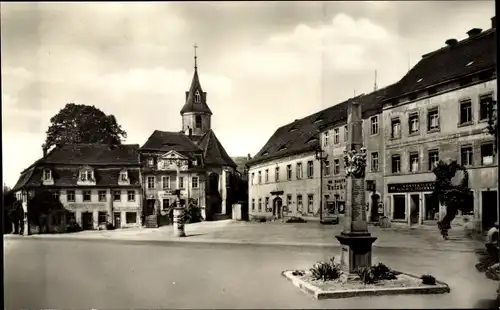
[4,220,484,252]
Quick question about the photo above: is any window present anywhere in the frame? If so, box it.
[481,143,494,165]
[43,169,52,181]
[179,177,185,189]
[98,212,107,224]
[264,169,269,182]
[195,115,202,128]
[126,212,137,224]
[80,170,93,181]
[480,95,493,121]
[460,99,472,124]
[391,118,401,138]
[98,190,107,202]
[127,190,135,202]
[251,173,255,185]
[120,170,128,181]
[195,90,201,103]
[344,125,348,142]
[334,128,340,144]
[370,116,379,135]
[409,113,419,134]
[392,155,401,173]
[307,194,314,213]
[324,161,330,176]
[275,167,280,182]
[163,199,170,210]
[252,199,255,211]
[334,159,340,175]
[147,158,154,167]
[323,131,329,147]
[258,198,262,212]
[162,176,170,189]
[52,191,60,201]
[409,153,419,172]
[307,161,314,178]
[461,146,473,166]
[147,176,155,189]
[427,108,439,131]
[371,152,379,172]
[258,171,262,184]
[67,190,75,202]
[265,197,269,212]
[297,195,303,212]
[287,195,292,210]
[296,163,303,179]
[83,190,91,202]
[428,150,439,170]
[113,190,121,201]
[286,165,292,180]
[192,177,199,189]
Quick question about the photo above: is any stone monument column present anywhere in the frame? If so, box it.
[172,160,186,237]
[335,99,377,275]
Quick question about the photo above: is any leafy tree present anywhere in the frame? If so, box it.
[432,160,472,237]
[486,99,498,154]
[28,189,66,232]
[3,185,18,234]
[42,103,127,154]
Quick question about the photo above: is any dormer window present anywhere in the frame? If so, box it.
[43,169,52,181]
[80,169,94,181]
[195,90,201,103]
[120,170,128,181]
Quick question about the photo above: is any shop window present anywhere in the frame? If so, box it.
[393,195,406,220]
[126,212,137,224]
[98,211,107,224]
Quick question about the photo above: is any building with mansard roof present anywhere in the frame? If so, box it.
[139,55,239,227]
[12,144,142,233]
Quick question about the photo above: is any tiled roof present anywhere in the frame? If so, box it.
[13,167,141,190]
[384,27,496,101]
[140,130,202,154]
[38,144,140,166]
[247,86,394,166]
[196,130,237,168]
[12,167,36,192]
[180,69,213,115]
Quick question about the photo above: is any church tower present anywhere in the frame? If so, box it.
[180,45,212,137]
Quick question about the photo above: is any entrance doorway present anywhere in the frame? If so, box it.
[82,212,93,230]
[145,199,156,216]
[410,194,420,225]
[114,212,121,228]
[482,191,498,231]
[370,194,380,222]
[273,197,283,219]
[393,195,406,220]
[424,193,439,224]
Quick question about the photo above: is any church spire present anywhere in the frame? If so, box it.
[180,45,212,116]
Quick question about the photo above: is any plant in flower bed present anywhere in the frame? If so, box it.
[310,257,342,281]
[357,263,398,284]
[421,274,436,285]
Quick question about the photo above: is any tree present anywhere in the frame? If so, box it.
[42,103,127,154]
[28,189,66,232]
[486,99,498,154]
[432,160,471,237]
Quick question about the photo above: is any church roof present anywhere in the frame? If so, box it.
[196,129,237,168]
[140,130,202,154]
[180,69,213,115]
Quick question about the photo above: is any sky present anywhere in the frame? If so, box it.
[1,1,495,188]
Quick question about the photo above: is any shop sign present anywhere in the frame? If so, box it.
[326,178,346,190]
[67,203,106,209]
[387,182,435,193]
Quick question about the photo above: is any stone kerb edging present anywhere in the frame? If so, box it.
[281,270,450,300]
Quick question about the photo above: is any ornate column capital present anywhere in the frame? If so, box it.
[343,147,367,178]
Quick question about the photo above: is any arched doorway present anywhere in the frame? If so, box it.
[273,197,283,219]
[370,193,381,222]
[208,173,220,194]
[208,173,222,214]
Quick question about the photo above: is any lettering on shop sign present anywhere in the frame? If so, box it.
[327,179,346,191]
[270,190,284,196]
[387,182,435,193]
[67,203,106,209]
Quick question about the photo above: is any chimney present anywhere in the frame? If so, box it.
[247,153,251,160]
[466,28,482,37]
[43,147,47,157]
[188,128,192,138]
[492,16,496,28]
[445,38,458,46]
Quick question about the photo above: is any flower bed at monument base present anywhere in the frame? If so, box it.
[282,261,450,300]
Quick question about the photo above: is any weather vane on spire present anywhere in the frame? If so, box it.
[194,43,198,70]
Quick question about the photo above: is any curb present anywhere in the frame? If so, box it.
[3,234,480,253]
[281,270,450,300]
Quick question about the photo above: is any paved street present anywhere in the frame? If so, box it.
[4,237,498,309]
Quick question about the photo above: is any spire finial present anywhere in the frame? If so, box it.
[194,43,198,70]
[374,70,378,91]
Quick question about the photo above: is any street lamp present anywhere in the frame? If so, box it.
[315,147,328,223]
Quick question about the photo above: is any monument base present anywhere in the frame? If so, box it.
[173,207,186,238]
[335,232,377,274]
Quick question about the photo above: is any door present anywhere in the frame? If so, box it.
[145,199,156,216]
[424,194,439,223]
[82,212,93,230]
[482,191,498,231]
[410,194,420,225]
[114,212,121,228]
[370,194,380,222]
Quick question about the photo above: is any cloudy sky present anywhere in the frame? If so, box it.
[1,1,495,187]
